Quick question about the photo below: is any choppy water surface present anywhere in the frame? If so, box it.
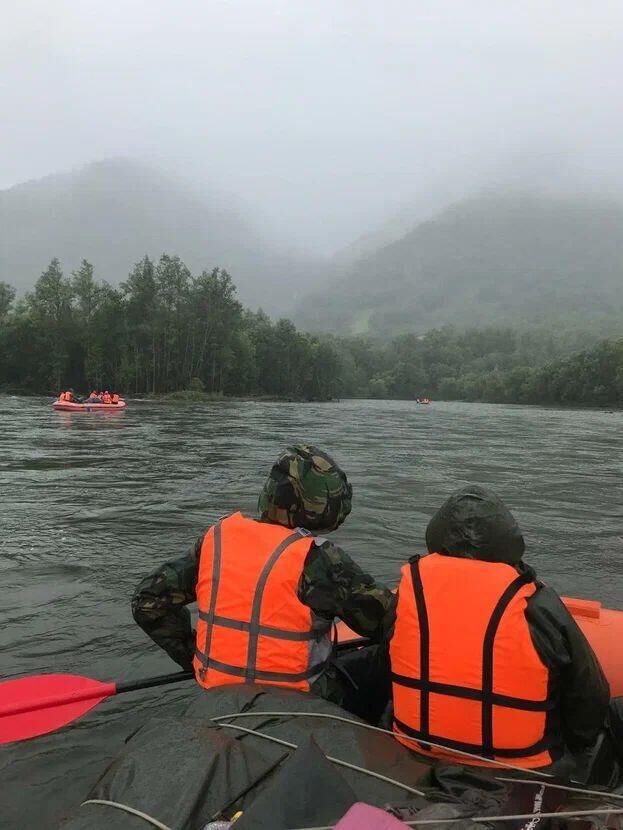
[1,395,621,827]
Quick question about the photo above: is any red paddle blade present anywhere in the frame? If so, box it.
[0,674,116,744]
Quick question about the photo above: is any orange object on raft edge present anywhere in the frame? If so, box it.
[52,399,127,412]
[336,595,623,698]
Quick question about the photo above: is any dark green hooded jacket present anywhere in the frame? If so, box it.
[382,485,610,757]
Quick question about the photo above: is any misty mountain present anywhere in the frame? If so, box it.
[0,159,318,312]
[296,193,623,336]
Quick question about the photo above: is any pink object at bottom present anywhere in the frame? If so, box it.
[335,802,409,829]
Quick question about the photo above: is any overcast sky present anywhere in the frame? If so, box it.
[3,1,623,254]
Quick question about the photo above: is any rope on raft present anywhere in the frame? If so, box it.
[212,710,623,801]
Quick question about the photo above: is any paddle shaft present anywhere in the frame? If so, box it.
[116,670,194,694]
[0,670,193,719]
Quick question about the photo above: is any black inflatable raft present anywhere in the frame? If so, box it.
[56,685,623,830]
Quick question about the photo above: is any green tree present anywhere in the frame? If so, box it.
[122,256,158,393]
[0,282,16,321]
[26,259,75,390]
[190,268,242,393]
[72,260,100,323]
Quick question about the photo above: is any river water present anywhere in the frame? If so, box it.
[0,395,621,828]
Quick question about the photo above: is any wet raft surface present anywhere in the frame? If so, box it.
[57,686,572,830]
[58,686,429,829]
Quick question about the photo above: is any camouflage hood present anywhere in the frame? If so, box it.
[425,484,525,565]
[258,444,352,532]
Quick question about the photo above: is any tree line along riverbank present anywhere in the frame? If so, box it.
[0,255,621,407]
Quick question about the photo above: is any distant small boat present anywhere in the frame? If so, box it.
[415,398,431,405]
[52,399,127,412]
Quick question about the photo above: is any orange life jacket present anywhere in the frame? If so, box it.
[59,392,66,401]
[102,393,112,404]
[390,553,556,768]
[193,512,331,692]
[112,394,120,404]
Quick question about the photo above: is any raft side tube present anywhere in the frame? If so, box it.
[52,400,127,412]
[562,597,622,697]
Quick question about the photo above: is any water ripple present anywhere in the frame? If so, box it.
[1,394,622,828]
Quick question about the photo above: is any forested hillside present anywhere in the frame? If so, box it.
[339,327,623,406]
[296,194,623,337]
[1,258,621,406]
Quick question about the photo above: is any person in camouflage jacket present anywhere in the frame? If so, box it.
[132,444,392,711]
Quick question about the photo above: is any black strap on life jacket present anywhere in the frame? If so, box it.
[410,555,430,741]
[480,568,536,756]
[392,556,553,759]
[196,521,327,683]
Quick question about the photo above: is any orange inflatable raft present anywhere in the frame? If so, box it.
[337,595,623,697]
[52,399,127,412]
[561,597,622,697]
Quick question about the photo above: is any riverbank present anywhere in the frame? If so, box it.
[2,387,622,409]
[151,390,337,403]
[0,388,338,403]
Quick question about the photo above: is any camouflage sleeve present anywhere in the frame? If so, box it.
[131,536,203,672]
[299,539,393,641]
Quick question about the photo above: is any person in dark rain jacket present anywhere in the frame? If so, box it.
[385,485,610,773]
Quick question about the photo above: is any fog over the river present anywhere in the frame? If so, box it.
[3,1,623,255]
